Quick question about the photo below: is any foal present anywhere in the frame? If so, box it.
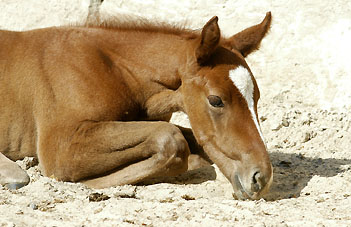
[0,12,272,200]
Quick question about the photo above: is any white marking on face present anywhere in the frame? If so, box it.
[229,66,266,145]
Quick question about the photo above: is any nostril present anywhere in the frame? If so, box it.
[253,171,260,184]
[254,171,262,184]
[251,171,262,192]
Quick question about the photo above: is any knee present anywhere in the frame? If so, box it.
[153,123,190,170]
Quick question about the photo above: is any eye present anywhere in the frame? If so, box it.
[207,95,224,107]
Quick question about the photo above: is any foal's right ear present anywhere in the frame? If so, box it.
[195,16,220,65]
[225,12,272,57]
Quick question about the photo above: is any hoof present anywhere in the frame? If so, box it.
[0,162,30,190]
[5,181,29,190]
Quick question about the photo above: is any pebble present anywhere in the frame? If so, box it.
[29,203,38,210]
[88,192,110,202]
[282,117,290,127]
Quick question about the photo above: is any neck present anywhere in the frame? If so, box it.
[109,31,193,85]
[95,28,197,119]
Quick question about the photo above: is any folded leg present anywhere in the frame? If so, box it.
[39,121,190,188]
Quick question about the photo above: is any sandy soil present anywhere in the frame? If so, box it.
[1,0,351,226]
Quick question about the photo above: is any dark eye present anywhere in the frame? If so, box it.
[207,95,224,107]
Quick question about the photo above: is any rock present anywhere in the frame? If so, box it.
[29,203,38,210]
[282,117,290,127]
[88,192,110,202]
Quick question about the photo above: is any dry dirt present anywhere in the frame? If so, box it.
[0,0,351,226]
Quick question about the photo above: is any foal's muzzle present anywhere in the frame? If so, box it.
[232,168,272,200]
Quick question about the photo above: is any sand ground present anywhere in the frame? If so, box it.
[0,0,351,226]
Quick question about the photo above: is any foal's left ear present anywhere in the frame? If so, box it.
[196,16,220,65]
[225,12,272,57]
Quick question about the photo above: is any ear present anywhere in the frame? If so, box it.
[225,12,272,57]
[195,16,221,65]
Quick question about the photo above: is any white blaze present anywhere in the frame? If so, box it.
[229,66,265,145]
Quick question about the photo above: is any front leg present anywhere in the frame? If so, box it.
[144,89,183,120]
[144,89,212,170]
[39,121,190,188]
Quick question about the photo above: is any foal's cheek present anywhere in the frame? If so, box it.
[186,106,214,144]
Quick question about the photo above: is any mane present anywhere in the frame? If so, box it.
[82,15,200,39]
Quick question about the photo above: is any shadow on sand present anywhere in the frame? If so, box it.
[138,165,217,186]
[264,151,351,200]
[140,151,351,201]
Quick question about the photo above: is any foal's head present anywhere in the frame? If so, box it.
[181,13,272,200]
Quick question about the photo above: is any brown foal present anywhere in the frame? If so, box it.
[0,12,272,200]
